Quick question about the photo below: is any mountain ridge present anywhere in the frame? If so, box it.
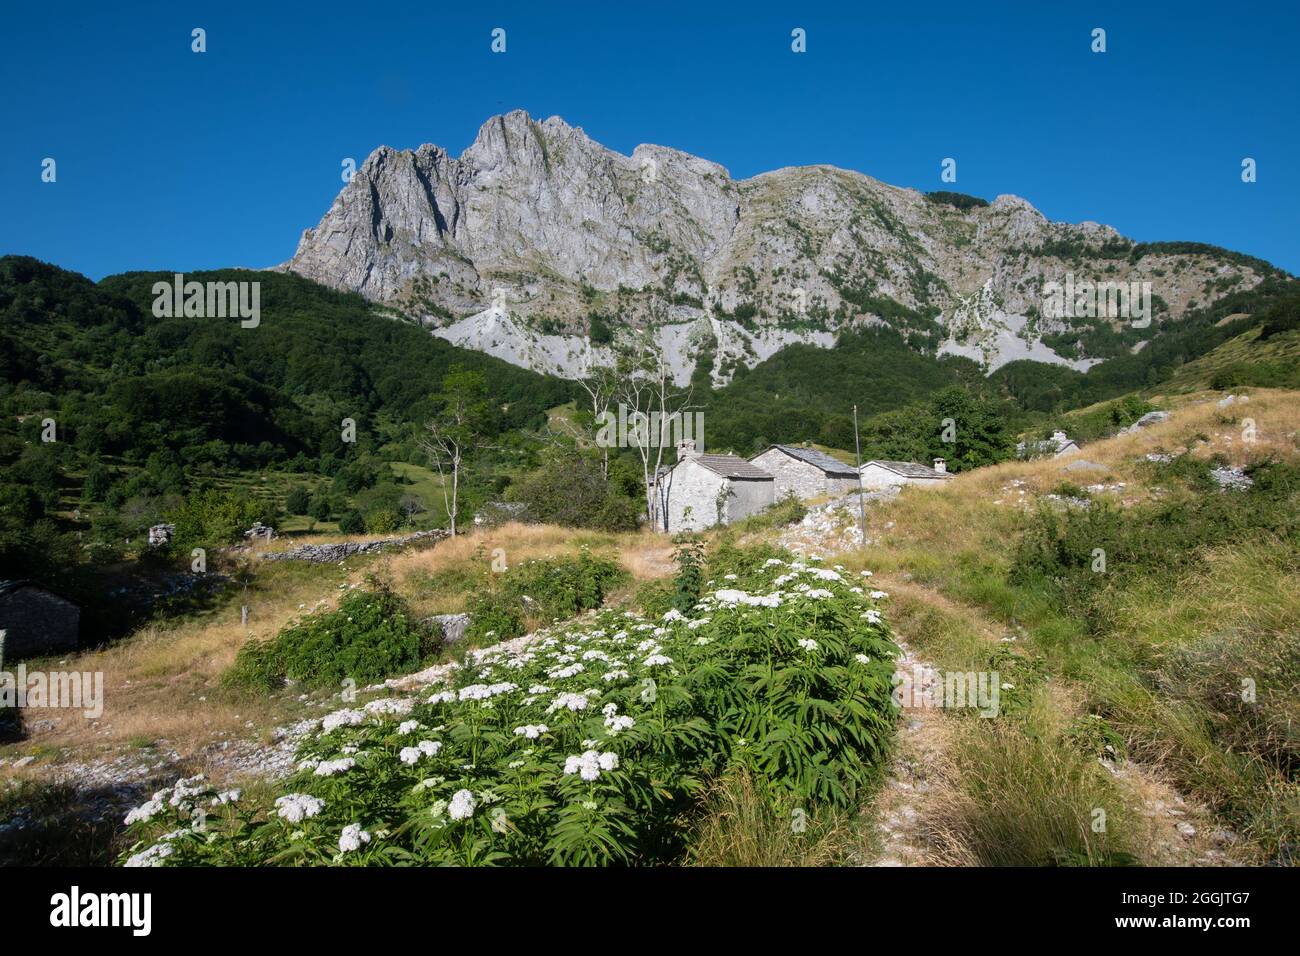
[286,110,1283,385]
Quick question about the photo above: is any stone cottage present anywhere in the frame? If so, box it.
[655,440,774,532]
[1016,430,1079,459]
[859,458,954,491]
[0,580,80,661]
[749,444,861,502]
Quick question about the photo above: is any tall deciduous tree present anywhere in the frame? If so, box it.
[421,367,489,536]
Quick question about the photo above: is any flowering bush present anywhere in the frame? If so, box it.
[124,549,897,866]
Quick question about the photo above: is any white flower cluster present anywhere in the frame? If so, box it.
[364,697,414,716]
[314,757,357,777]
[338,823,371,853]
[321,708,367,733]
[275,793,325,823]
[563,750,619,781]
[546,692,590,713]
[124,774,210,825]
[713,589,781,608]
[399,740,443,764]
[513,724,549,739]
[448,789,477,820]
[457,682,518,701]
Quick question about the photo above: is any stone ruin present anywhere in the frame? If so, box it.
[259,528,449,564]
[243,522,276,543]
[147,523,175,547]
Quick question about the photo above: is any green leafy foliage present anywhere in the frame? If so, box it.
[505,451,642,531]
[168,487,271,551]
[465,550,629,642]
[924,191,990,211]
[123,547,899,866]
[1010,456,1300,626]
[225,583,431,690]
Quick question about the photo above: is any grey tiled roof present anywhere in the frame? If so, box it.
[768,444,859,477]
[691,455,774,480]
[865,460,952,479]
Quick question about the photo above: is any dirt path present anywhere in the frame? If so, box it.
[774,499,1244,867]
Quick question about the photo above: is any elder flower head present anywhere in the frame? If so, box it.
[448,789,477,821]
[314,757,356,777]
[563,749,620,781]
[275,794,325,823]
[338,823,371,853]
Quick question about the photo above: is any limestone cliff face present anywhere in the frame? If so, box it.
[287,110,1274,384]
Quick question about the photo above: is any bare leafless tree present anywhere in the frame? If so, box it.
[577,363,619,479]
[615,337,697,531]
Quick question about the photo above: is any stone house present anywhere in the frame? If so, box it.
[859,458,954,490]
[749,444,861,502]
[0,580,80,661]
[655,440,774,532]
[1016,430,1079,459]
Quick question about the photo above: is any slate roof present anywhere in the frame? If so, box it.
[766,444,859,477]
[863,460,952,479]
[689,455,773,480]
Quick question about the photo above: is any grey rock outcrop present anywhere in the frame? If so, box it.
[287,111,1276,383]
[1062,459,1109,473]
[1127,411,1172,431]
[426,613,470,646]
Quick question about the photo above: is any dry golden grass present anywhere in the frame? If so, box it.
[5,563,343,762]
[688,767,860,867]
[837,388,1300,580]
[1,521,679,774]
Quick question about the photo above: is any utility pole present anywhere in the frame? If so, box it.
[853,404,867,550]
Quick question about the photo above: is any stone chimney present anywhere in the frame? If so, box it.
[677,438,697,461]
[933,458,947,474]
[1051,430,1068,444]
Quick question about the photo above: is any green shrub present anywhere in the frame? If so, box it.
[735,492,807,531]
[338,510,366,534]
[285,486,310,515]
[1011,457,1300,625]
[168,488,268,550]
[507,454,643,532]
[465,549,628,642]
[225,583,431,691]
[364,508,401,534]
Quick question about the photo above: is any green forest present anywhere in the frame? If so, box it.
[2,254,1296,640]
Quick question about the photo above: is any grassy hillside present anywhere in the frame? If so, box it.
[1160,325,1300,393]
[765,389,1300,864]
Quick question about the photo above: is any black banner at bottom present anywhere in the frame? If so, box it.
[0,865,1285,942]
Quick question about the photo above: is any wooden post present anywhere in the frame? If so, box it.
[853,404,867,551]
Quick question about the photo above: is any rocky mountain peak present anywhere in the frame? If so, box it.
[286,111,1274,385]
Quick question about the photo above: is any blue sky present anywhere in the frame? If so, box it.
[3,0,1297,279]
